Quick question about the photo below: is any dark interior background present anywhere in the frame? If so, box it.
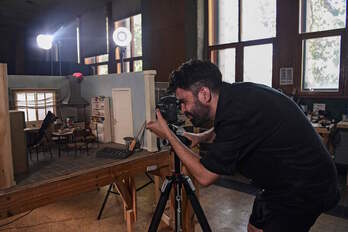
[1,0,348,119]
[0,0,198,82]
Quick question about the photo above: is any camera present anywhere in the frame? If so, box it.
[156,95,192,148]
[156,95,180,124]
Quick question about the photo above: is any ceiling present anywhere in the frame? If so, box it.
[0,0,109,34]
[0,0,60,30]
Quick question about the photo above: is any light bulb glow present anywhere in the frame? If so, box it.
[37,34,53,50]
[113,27,132,47]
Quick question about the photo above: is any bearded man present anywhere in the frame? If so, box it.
[146,60,339,232]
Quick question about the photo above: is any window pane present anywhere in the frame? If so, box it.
[244,44,273,87]
[84,56,96,65]
[16,93,27,121]
[97,65,108,75]
[242,0,276,41]
[117,62,130,74]
[211,48,236,84]
[209,0,238,45]
[132,14,142,57]
[37,93,46,120]
[115,18,131,58]
[16,93,26,108]
[45,92,53,108]
[96,54,109,63]
[303,36,340,90]
[300,0,346,33]
[134,60,143,72]
[46,107,54,115]
[27,93,36,121]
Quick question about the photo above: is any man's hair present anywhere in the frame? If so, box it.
[168,60,222,94]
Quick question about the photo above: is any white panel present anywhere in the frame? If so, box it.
[112,88,133,144]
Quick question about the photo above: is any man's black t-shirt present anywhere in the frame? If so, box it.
[200,82,339,213]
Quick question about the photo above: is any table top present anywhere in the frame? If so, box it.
[52,129,74,136]
[0,149,170,220]
[24,127,40,132]
[337,121,348,129]
[312,123,334,134]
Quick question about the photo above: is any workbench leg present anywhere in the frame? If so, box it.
[130,177,137,221]
[126,210,134,232]
[115,176,136,232]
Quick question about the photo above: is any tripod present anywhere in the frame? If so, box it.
[148,131,212,231]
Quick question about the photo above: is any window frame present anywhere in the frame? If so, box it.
[208,0,276,86]
[13,89,57,125]
[298,29,346,96]
[114,14,143,74]
[297,0,347,97]
[84,54,109,75]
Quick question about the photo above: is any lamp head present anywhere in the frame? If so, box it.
[37,34,53,50]
[113,27,132,47]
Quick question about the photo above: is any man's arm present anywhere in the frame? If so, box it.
[183,127,216,147]
[146,110,219,186]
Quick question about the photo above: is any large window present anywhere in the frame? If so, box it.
[14,90,56,123]
[114,14,143,74]
[300,0,346,91]
[209,0,276,87]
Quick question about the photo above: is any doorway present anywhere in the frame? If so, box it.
[112,88,133,144]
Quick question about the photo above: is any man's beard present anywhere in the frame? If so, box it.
[184,100,210,127]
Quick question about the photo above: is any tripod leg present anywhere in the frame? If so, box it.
[97,184,113,220]
[148,177,174,232]
[183,176,212,232]
[174,177,183,231]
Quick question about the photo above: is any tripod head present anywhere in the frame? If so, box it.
[168,123,191,147]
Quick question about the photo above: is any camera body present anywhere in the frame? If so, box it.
[156,95,192,149]
[156,95,180,124]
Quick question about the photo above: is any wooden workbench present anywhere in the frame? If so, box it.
[0,150,171,231]
[313,123,334,155]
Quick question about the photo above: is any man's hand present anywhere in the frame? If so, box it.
[146,109,171,139]
[247,223,263,232]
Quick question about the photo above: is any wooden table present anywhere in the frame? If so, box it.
[24,127,40,133]
[51,129,74,158]
[313,123,334,154]
[0,150,171,231]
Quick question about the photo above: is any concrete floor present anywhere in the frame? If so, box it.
[0,174,348,232]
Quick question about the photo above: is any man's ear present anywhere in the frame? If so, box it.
[198,87,212,104]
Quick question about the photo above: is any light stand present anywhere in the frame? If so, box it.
[119,46,126,73]
[148,124,212,232]
[57,41,62,76]
[50,49,53,75]
[37,34,54,75]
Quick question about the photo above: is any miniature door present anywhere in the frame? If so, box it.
[112,88,134,144]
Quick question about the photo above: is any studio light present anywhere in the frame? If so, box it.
[112,27,132,73]
[112,27,132,47]
[36,34,53,50]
